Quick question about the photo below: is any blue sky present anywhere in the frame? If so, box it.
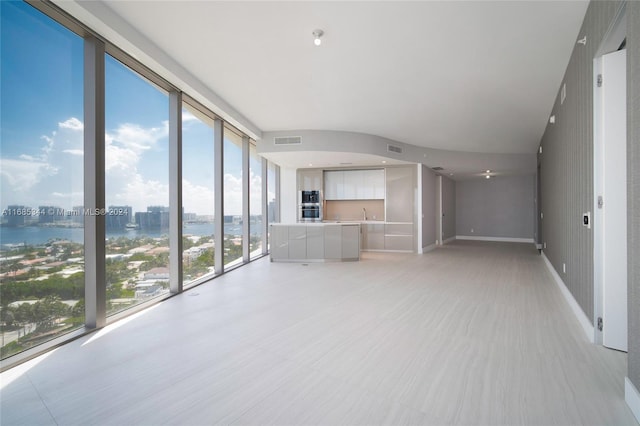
[1,1,265,217]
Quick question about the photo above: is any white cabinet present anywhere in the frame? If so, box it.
[289,226,307,258]
[343,170,360,199]
[342,225,361,259]
[324,169,384,200]
[270,225,289,259]
[362,223,385,250]
[270,224,360,262]
[371,170,386,199]
[324,171,344,200]
[385,166,414,222]
[306,226,325,259]
[384,223,414,251]
[324,225,342,260]
[297,169,323,191]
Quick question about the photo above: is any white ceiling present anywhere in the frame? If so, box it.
[65,0,589,174]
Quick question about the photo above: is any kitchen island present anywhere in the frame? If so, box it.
[270,223,360,262]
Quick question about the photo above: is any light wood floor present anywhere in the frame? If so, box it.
[1,241,637,425]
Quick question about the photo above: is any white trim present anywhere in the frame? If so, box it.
[443,236,456,245]
[541,252,595,343]
[625,377,640,424]
[456,235,534,244]
[422,242,437,253]
[417,164,423,253]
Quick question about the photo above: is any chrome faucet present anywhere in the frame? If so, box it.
[362,208,367,221]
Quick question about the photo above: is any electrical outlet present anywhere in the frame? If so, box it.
[471,228,474,233]
[563,263,566,274]
[543,242,547,249]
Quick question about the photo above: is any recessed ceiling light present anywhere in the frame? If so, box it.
[485,169,491,173]
[312,29,324,46]
[308,163,313,167]
[485,175,491,179]
[382,160,387,164]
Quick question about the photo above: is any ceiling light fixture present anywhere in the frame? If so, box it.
[485,175,491,179]
[312,29,324,46]
[485,169,491,173]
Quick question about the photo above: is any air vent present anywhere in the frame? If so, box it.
[387,144,402,154]
[274,136,302,145]
[432,167,444,171]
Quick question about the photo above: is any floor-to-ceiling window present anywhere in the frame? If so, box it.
[223,127,244,267]
[182,103,216,286]
[249,143,263,259]
[0,1,85,359]
[0,0,278,366]
[104,55,170,315]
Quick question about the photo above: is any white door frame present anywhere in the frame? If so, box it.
[593,3,627,347]
[436,176,443,245]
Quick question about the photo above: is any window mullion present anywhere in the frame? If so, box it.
[84,35,106,328]
[214,119,224,273]
[242,136,250,263]
[169,90,183,293]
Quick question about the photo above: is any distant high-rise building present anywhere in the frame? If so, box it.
[72,206,84,224]
[136,206,169,231]
[5,205,27,227]
[106,205,132,230]
[38,206,64,224]
[268,200,278,223]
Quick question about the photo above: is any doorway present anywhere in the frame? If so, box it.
[593,7,627,352]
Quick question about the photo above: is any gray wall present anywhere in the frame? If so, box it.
[421,165,437,249]
[628,0,640,396]
[538,0,639,393]
[442,176,456,240]
[539,1,622,324]
[455,175,535,240]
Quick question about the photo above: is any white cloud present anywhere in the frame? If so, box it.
[182,179,214,216]
[182,110,198,123]
[105,143,138,173]
[59,117,83,131]
[109,121,168,153]
[2,116,267,219]
[109,174,169,210]
[223,173,243,216]
[52,191,83,199]
[0,158,57,192]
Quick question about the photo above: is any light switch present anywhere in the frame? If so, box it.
[583,212,590,229]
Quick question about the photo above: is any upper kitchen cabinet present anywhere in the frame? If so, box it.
[324,170,344,200]
[324,169,385,200]
[297,169,323,191]
[385,166,415,223]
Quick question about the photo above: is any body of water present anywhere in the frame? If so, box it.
[0,222,260,249]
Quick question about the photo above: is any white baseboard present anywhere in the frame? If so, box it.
[443,236,456,245]
[541,252,594,343]
[626,377,640,424]
[421,243,437,253]
[456,235,535,244]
